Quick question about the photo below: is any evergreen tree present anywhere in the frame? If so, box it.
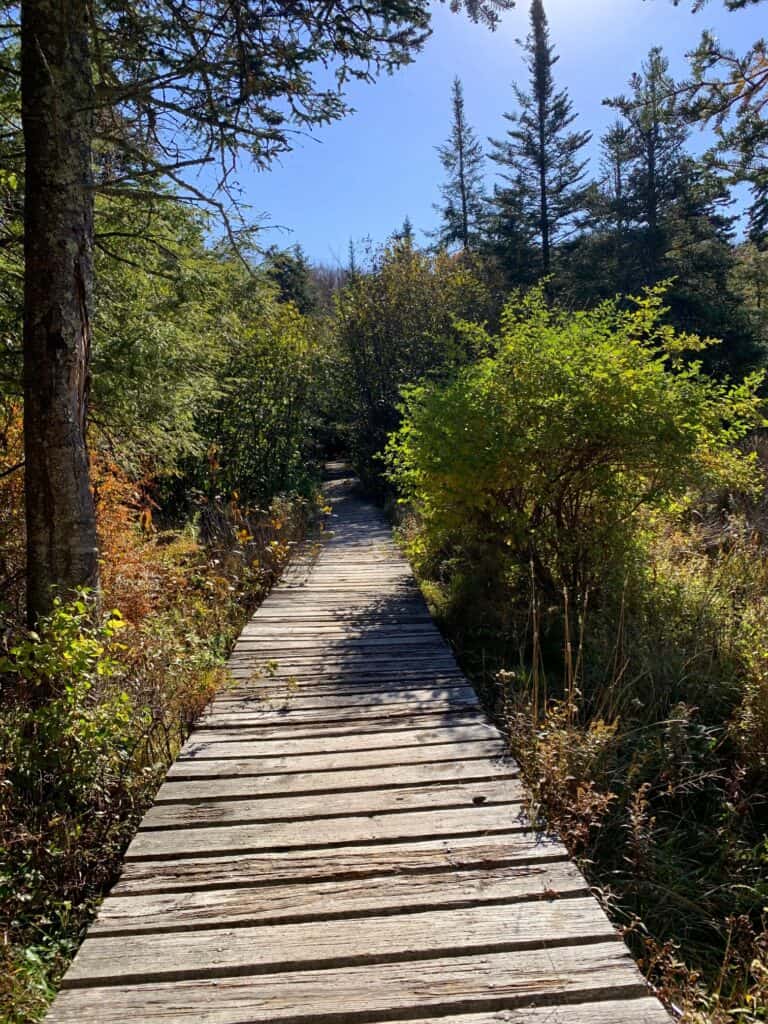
[661,156,762,374]
[605,48,688,279]
[598,122,635,239]
[488,0,591,276]
[484,171,540,290]
[395,216,415,243]
[556,123,639,307]
[263,245,317,314]
[667,4,768,243]
[571,46,763,374]
[434,77,486,250]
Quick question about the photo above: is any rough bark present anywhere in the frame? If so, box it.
[21,0,99,625]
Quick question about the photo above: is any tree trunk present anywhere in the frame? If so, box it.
[539,164,550,276]
[21,0,99,626]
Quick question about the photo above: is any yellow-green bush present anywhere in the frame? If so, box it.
[387,286,763,609]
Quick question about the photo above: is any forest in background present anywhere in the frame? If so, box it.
[4,0,768,1020]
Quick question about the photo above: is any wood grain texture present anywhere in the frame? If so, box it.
[140,779,524,829]
[178,722,502,757]
[170,740,509,777]
[48,945,655,1022]
[112,833,571,896]
[212,686,473,710]
[64,899,620,987]
[196,703,480,731]
[156,756,517,801]
[181,714,493,745]
[223,675,469,695]
[124,802,529,860]
[188,710,488,735]
[92,861,588,936]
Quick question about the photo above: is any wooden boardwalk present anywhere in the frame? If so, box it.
[47,466,671,1023]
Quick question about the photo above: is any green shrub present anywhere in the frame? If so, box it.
[387,286,764,607]
[0,596,145,1019]
[0,594,136,811]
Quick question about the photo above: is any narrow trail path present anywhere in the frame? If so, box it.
[46,464,670,1023]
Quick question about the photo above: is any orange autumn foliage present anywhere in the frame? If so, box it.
[0,416,205,632]
[0,402,25,625]
[93,458,183,624]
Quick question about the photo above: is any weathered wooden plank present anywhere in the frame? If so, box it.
[232,642,449,657]
[63,899,619,988]
[235,629,441,643]
[49,947,654,1022]
[124,803,528,860]
[292,565,411,573]
[237,625,440,639]
[362,1003,673,1024]
[179,723,501,758]
[113,834,569,896]
[91,861,587,936]
[197,700,479,730]
[238,631,438,643]
[225,662,461,678]
[245,614,435,625]
[287,576,413,585]
[157,757,516,803]
[203,696,480,720]
[258,586,420,596]
[223,677,470,699]
[227,651,458,665]
[230,653,458,668]
[171,741,508,777]
[196,708,481,733]
[226,667,466,684]
[192,715,486,741]
[271,592,427,603]
[255,603,423,612]
[208,685,478,713]
[141,779,522,829]
[208,688,475,712]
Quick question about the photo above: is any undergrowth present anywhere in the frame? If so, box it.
[0,445,317,1022]
[408,509,768,1022]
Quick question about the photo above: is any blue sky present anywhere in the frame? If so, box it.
[227,1,767,265]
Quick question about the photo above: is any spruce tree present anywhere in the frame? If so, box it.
[579,120,641,296]
[396,216,415,243]
[599,121,636,237]
[263,246,317,314]
[489,0,591,276]
[596,48,761,374]
[434,77,486,251]
[484,172,540,289]
[605,48,688,277]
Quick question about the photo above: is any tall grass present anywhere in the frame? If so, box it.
[411,506,768,1021]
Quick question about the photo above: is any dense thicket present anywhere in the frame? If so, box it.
[384,287,768,1019]
[422,14,768,381]
[333,238,494,487]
